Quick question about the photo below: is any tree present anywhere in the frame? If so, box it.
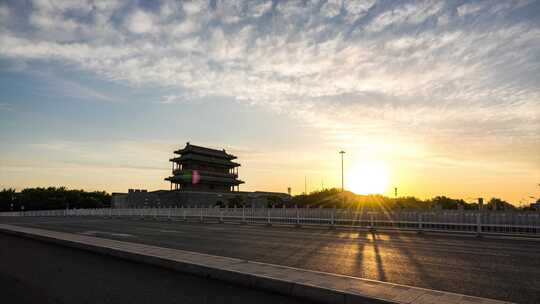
[0,188,17,211]
[0,187,110,211]
[428,196,468,210]
[487,198,515,211]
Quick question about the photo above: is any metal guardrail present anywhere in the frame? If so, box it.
[2,207,540,236]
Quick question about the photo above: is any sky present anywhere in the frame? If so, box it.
[0,0,539,204]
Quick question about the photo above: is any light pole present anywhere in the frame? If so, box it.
[339,150,345,192]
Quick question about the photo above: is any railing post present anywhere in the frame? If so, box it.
[295,205,300,227]
[331,207,335,228]
[281,205,285,224]
[418,212,423,232]
[267,207,271,226]
[476,211,482,237]
[220,209,224,223]
[242,206,246,224]
[168,207,172,220]
[200,206,203,222]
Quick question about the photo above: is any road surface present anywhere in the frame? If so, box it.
[0,232,309,304]
[1,217,539,303]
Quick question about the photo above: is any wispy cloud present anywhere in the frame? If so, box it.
[0,0,538,166]
[26,140,174,170]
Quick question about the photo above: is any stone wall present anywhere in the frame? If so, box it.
[112,190,290,209]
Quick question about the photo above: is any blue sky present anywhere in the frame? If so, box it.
[0,0,539,203]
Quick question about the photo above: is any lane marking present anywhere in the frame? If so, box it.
[79,230,134,238]
[158,229,186,233]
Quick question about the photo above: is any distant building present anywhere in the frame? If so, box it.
[112,143,290,208]
[165,143,244,192]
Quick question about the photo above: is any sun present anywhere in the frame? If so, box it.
[346,161,390,195]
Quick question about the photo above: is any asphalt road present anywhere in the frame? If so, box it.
[2,217,539,303]
[0,232,309,304]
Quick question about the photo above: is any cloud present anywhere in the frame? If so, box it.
[320,0,342,18]
[0,0,538,166]
[456,2,484,17]
[125,9,155,34]
[26,140,173,171]
[23,69,119,103]
[183,1,208,15]
[248,0,272,18]
[55,77,117,103]
[457,0,532,18]
[159,92,202,104]
[366,1,443,32]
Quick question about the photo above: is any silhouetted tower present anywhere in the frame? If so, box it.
[165,142,244,192]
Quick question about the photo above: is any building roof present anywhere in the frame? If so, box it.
[170,154,240,167]
[174,142,237,160]
[172,169,238,178]
[165,174,244,185]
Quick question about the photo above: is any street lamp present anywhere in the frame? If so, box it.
[339,150,345,192]
[339,150,346,207]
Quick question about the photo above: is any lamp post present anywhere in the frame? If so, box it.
[339,150,345,207]
[339,151,345,192]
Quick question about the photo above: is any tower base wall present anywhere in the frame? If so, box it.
[112,190,290,209]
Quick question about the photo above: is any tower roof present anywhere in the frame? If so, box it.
[169,154,240,167]
[174,142,237,160]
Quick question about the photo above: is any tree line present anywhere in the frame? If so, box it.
[0,187,110,212]
[289,188,532,211]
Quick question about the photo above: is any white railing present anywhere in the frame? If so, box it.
[2,207,540,236]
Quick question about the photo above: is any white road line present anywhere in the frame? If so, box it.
[79,230,135,238]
